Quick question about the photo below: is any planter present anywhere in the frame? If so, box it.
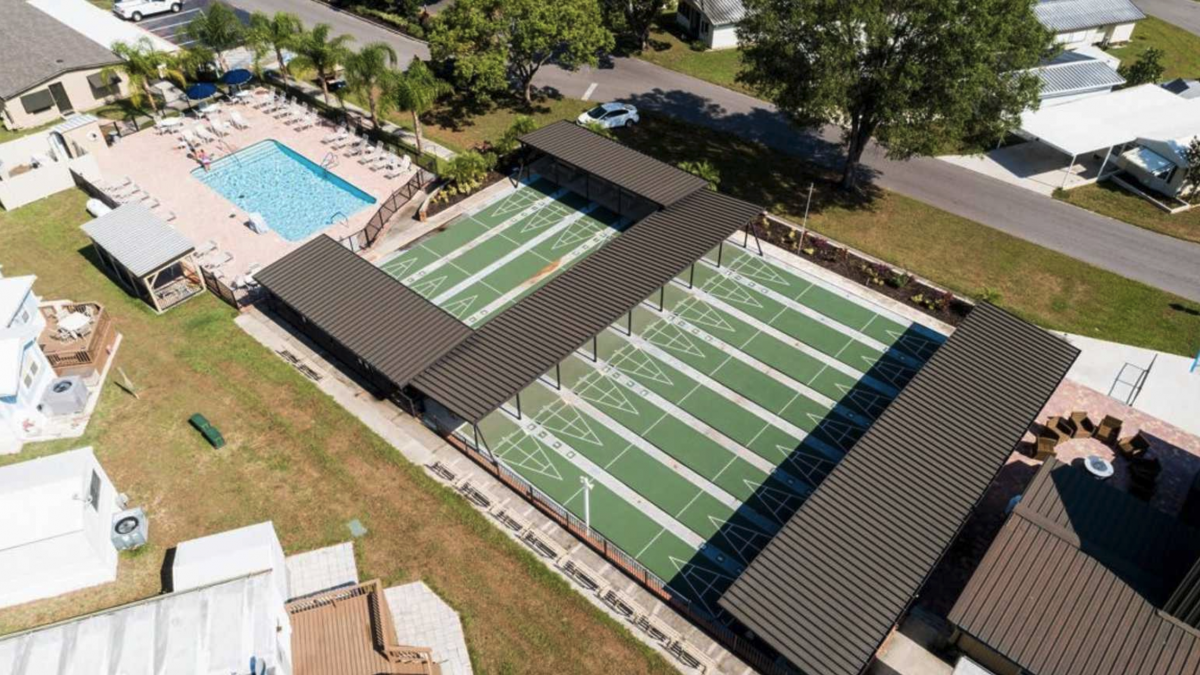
[423,171,505,219]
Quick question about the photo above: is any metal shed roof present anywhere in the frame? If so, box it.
[520,121,709,207]
[255,235,473,390]
[949,459,1200,675]
[1020,84,1200,156]
[694,0,746,25]
[1036,52,1125,98]
[413,189,764,423]
[80,203,195,278]
[717,303,1079,675]
[1035,0,1145,33]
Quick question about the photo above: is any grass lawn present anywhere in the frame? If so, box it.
[1055,182,1200,244]
[634,15,750,95]
[614,114,1200,356]
[1108,16,1200,81]
[0,191,674,675]
[0,119,60,145]
[385,96,595,154]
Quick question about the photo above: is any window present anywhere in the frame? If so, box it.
[20,89,54,115]
[20,355,39,390]
[88,471,101,511]
[701,20,710,35]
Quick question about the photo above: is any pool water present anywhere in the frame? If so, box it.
[192,140,376,242]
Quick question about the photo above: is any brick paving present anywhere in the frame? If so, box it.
[285,542,359,600]
[386,582,473,675]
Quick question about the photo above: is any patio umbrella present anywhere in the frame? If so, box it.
[185,83,218,101]
[220,69,253,90]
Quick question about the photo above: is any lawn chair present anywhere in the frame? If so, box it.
[1068,412,1096,438]
[343,139,367,157]
[1095,415,1123,445]
[357,143,382,164]
[321,127,347,144]
[230,111,251,130]
[1117,432,1151,460]
[194,125,217,143]
[294,115,316,131]
[211,118,232,137]
[331,133,354,150]
[1035,420,1062,461]
[371,152,395,173]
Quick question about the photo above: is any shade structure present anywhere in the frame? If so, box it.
[220,69,252,86]
[185,82,218,101]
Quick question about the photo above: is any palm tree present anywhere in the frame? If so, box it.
[345,42,398,131]
[102,39,185,116]
[248,11,302,85]
[184,2,245,73]
[290,23,355,106]
[394,58,451,155]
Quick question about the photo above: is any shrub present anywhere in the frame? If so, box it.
[583,120,616,140]
[494,115,538,156]
[438,150,497,200]
[676,160,721,191]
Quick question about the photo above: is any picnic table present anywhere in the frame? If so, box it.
[58,311,90,335]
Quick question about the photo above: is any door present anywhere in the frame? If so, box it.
[48,82,73,114]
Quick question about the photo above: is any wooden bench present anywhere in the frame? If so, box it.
[489,503,531,534]
[457,480,494,509]
[670,640,719,673]
[427,461,457,483]
[521,527,567,561]
[636,612,682,648]
[599,586,642,622]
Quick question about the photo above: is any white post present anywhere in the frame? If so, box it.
[1097,145,1115,180]
[802,183,814,230]
[580,476,594,529]
[1061,154,1077,190]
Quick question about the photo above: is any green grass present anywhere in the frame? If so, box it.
[386,96,595,154]
[613,114,1200,356]
[0,190,675,675]
[1108,16,1200,81]
[1055,182,1200,244]
[634,14,750,94]
[0,119,60,144]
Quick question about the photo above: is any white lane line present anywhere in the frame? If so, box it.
[431,204,598,305]
[148,16,202,31]
[683,290,900,398]
[464,219,623,326]
[402,187,568,284]
[616,326,844,461]
[582,82,599,101]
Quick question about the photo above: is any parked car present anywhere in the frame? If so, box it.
[577,102,639,129]
[113,0,183,22]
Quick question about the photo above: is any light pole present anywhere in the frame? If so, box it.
[580,476,594,530]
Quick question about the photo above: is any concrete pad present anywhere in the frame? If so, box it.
[385,581,473,675]
[285,542,358,600]
[940,142,1108,196]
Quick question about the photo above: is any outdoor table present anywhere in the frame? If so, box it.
[58,312,90,335]
[1083,454,1114,479]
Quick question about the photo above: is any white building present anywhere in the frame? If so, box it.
[0,274,53,450]
[0,447,121,609]
[675,0,744,50]
[1035,0,1145,50]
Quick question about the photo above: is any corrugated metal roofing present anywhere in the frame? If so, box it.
[255,235,473,389]
[520,121,709,207]
[717,303,1080,675]
[80,203,195,277]
[1038,57,1125,97]
[50,113,100,135]
[694,0,746,25]
[414,189,764,424]
[1035,0,1145,33]
[949,459,1200,675]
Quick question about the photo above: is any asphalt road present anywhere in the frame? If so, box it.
[230,0,1200,303]
[1135,0,1200,36]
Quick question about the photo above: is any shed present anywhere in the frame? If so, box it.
[80,203,203,313]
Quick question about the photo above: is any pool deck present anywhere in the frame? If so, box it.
[94,97,419,279]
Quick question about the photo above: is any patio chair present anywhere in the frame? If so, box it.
[1053,415,1078,439]
[1068,412,1096,438]
[229,111,251,130]
[294,115,316,131]
[344,140,367,157]
[202,250,233,271]
[371,152,395,173]
[1035,420,1063,461]
[1117,432,1151,460]
[195,239,218,257]
[331,134,354,150]
[1095,415,1123,445]
[194,126,217,143]
[357,144,382,164]
[322,127,347,144]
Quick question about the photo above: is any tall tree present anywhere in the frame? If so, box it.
[102,39,185,115]
[346,42,400,130]
[429,0,614,104]
[602,0,661,51]
[394,58,452,154]
[291,23,356,105]
[738,0,1053,191]
[248,11,303,85]
[184,2,245,72]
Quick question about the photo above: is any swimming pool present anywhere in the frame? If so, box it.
[192,140,376,242]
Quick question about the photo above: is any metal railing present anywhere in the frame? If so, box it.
[339,167,436,252]
[443,428,795,675]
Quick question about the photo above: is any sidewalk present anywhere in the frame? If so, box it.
[1058,332,1200,436]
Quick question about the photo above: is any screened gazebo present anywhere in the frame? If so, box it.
[81,203,203,313]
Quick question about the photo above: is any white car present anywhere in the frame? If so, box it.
[577,102,639,130]
[113,0,183,22]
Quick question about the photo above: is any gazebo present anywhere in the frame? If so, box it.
[81,203,203,313]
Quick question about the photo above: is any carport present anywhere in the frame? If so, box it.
[1018,84,1193,189]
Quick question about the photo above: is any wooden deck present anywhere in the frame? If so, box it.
[287,579,441,675]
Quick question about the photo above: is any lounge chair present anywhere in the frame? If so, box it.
[201,250,233,271]
[195,239,218,257]
[179,129,201,149]
[1117,432,1150,460]
[294,115,316,131]
[1035,420,1062,461]
[322,127,348,144]
[357,144,382,164]
[211,118,232,137]
[344,140,367,157]
[331,134,355,150]
[1068,412,1096,438]
[247,212,270,234]
[1095,415,1122,445]
[230,111,251,130]
[194,126,217,143]
[371,152,395,173]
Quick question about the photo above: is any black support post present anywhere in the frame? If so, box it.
[689,262,696,289]
[516,391,522,420]
[556,363,562,390]
[658,285,665,311]
[717,241,724,268]
[627,309,634,336]
[593,335,599,361]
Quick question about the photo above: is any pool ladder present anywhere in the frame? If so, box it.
[320,151,338,172]
[328,210,348,226]
[218,139,241,164]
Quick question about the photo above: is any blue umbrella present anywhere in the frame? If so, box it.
[220,69,253,87]
[185,82,218,100]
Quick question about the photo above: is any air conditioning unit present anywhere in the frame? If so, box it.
[111,507,149,551]
[39,376,88,416]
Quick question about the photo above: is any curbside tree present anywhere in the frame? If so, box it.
[738,0,1053,192]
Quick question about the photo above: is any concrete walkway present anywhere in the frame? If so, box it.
[385,582,473,675]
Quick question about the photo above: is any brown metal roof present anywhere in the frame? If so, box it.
[949,459,1200,675]
[255,235,473,389]
[287,579,440,675]
[520,121,709,206]
[717,303,1080,675]
[413,189,764,423]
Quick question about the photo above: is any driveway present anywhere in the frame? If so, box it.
[230,0,1200,303]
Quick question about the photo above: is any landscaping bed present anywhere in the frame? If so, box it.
[423,170,507,218]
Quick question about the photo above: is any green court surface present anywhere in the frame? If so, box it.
[379,177,625,325]
[398,182,947,618]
